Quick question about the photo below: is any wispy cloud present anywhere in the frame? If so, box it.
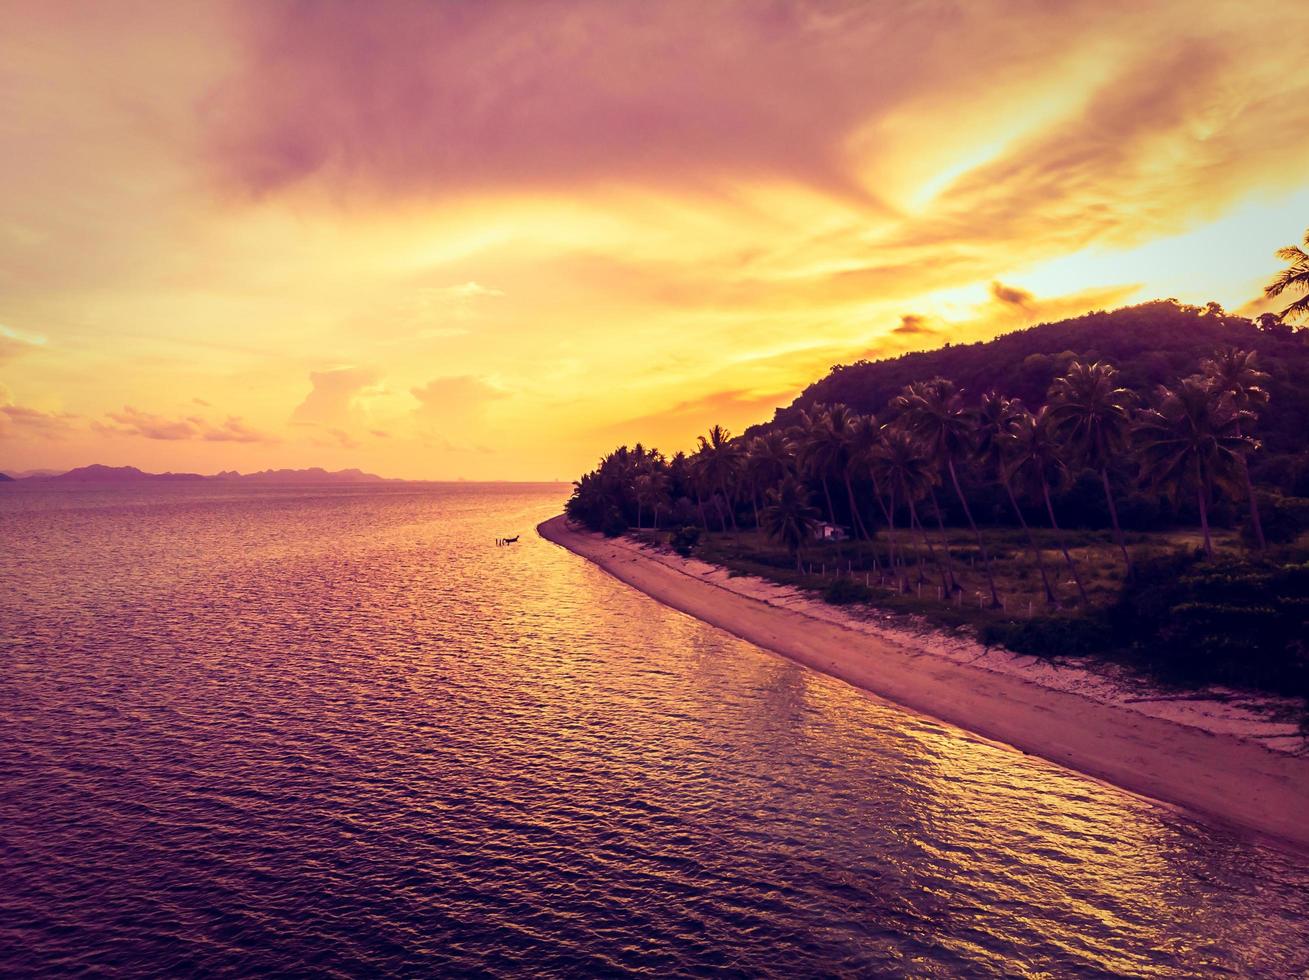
[94,406,276,443]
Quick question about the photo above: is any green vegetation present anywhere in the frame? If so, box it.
[567,245,1309,701]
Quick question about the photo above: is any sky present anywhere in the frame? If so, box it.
[3,0,1309,480]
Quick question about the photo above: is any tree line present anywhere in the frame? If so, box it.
[567,349,1274,609]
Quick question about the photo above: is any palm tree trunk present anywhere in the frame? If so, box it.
[714,494,729,532]
[751,486,760,530]
[718,480,739,532]
[843,472,871,540]
[1099,467,1133,576]
[695,488,708,529]
[948,457,1000,607]
[636,501,643,530]
[928,488,961,592]
[866,471,894,571]
[820,477,837,526]
[1234,424,1265,549]
[887,483,898,579]
[908,498,950,595]
[1042,477,1089,605]
[1196,458,1213,558]
[1003,476,1057,604]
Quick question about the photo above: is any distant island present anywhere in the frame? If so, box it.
[0,464,400,485]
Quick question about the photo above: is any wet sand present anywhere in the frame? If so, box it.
[539,515,1309,852]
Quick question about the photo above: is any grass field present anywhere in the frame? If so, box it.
[630,524,1246,632]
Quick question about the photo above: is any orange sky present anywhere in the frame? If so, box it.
[3,0,1309,480]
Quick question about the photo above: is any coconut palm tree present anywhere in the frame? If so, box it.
[789,405,842,526]
[634,470,669,530]
[872,427,948,593]
[760,476,821,571]
[891,379,1000,606]
[745,430,793,527]
[826,403,873,540]
[1265,227,1309,322]
[1200,347,1270,549]
[1004,406,1090,605]
[1047,361,1137,576]
[696,424,743,532]
[849,413,894,564]
[976,392,1057,604]
[1135,379,1257,558]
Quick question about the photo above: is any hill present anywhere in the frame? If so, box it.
[747,300,1309,493]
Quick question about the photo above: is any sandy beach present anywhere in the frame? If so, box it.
[539,515,1309,852]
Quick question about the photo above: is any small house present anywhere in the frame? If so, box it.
[813,522,848,541]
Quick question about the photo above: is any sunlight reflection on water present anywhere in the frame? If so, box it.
[2,483,1307,976]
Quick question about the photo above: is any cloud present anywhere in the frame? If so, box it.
[410,375,507,420]
[440,281,503,300]
[202,0,945,204]
[0,403,78,440]
[989,281,1036,311]
[600,386,794,445]
[95,406,275,442]
[291,367,377,426]
[102,406,193,440]
[893,314,935,335]
[203,416,274,443]
[0,324,46,364]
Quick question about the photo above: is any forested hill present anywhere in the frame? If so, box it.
[748,300,1309,488]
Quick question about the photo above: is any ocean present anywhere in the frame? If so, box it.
[2,482,1307,975]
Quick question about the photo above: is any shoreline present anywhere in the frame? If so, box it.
[539,514,1309,852]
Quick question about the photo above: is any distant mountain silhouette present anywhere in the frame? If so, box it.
[0,472,14,482]
[12,464,397,485]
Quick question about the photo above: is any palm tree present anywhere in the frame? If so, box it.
[849,413,894,565]
[872,428,947,593]
[1047,361,1137,576]
[696,424,743,532]
[790,405,842,526]
[892,379,1000,606]
[1004,407,1090,605]
[760,476,821,571]
[826,403,873,540]
[634,470,669,530]
[1200,347,1270,549]
[1265,227,1309,322]
[1135,379,1256,557]
[976,392,1057,604]
[745,431,792,528]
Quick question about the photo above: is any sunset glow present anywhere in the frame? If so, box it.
[4,0,1309,479]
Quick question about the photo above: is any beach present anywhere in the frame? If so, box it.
[539,514,1309,852]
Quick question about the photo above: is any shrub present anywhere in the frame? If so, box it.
[1243,491,1309,546]
[822,577,873,605]
[670,525,701,557]
[1109,553,1309,696]
[600,508,628,538]
[981,616,1112,657]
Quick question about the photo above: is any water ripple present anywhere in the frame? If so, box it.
[2,483,1308,976]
